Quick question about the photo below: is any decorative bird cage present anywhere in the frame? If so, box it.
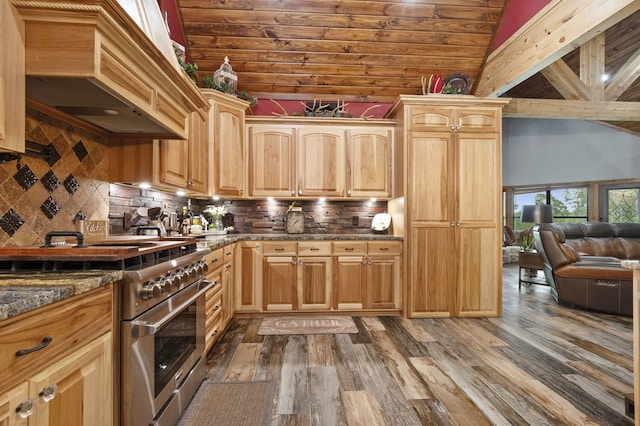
[213,56,238,94]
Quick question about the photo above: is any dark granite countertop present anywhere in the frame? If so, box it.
[0,271,122,322]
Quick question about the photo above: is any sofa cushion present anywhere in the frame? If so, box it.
[580,222,616,238]
[619,239,640,260]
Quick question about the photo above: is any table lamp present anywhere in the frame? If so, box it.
[520,204,553,225]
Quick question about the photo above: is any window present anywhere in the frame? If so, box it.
[512,186,588,229]
[599,183,640,223]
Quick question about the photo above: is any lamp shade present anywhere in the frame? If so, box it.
[520,204,553,224]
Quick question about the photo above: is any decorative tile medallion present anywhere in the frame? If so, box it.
[40,197,60,220]
[13,165,38,192]
[72,140,88,162]
[41,170,60,193]
[0,209,25,237]
[63,174,80,195]
[44,143,61,167]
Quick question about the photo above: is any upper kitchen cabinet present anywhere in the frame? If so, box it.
[203,89,249,198]
[0,0,25,153]
[108,108,210,196]
[158,110,209,194]
[246,117,394,200]
[11,0,209,139]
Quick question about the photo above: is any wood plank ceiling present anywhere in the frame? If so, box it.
[177,0,640,135]
[177,0,507,103]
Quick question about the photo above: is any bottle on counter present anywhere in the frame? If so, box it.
[180,200,193,235]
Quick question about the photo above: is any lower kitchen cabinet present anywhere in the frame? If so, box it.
[243,239,402,314]
[0,287,113,426]
[204,268,223,353]
[236,241,263,313]
[221,244,236,327]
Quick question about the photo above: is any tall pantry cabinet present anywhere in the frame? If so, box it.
[387,95,509,318]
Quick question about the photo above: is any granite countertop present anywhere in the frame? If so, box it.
[0,271,123,322]
[621,260,640,270]
[198,232,402,249]
[0,233,402,323]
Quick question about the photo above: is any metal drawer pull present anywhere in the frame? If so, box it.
[275,247,285,251]
[379,247,389,251]
[16,398,35,418]
[39,384,58,402]
[310,247,320,251]
[345,247,354,251]
[16,336,53,357]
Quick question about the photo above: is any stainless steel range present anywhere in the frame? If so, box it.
[119,240,211,426]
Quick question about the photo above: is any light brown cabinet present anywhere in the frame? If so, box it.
[108,109,209,196]
[387,95,508,318]
[246,118,394,199]
[221,244,236,327]
[333,241,401,311]
[0,0,25,153]
[203,247,224,353]
[158,110,208,193]
[0,287,113,426]
[204,89,249,197]
[236,241,263,313]
[261,241,332,311]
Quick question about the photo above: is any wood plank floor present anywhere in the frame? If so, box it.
[201,264,634,425]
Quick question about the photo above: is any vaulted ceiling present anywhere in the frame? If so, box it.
[177,0,640,135]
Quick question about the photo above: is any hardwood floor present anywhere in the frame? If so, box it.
[202,264,634,425]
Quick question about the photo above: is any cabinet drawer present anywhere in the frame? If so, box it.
[333,241,367,255]
[223,244,235,263]
[0,286,112,391]
[204,247,224,272]
[368,241,402,255]
[263,241,297,255]
[298,241,332,256]
[206,289,223,325]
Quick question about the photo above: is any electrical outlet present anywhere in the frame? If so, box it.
[352,216,359,226]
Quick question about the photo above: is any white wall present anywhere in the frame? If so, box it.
[502,118,640,186]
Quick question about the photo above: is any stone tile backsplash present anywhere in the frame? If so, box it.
[0,107,110,247]
[0,107,389,247]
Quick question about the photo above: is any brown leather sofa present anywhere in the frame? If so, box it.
[533,222,640,316]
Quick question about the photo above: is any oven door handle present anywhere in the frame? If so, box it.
[130,280,214,338]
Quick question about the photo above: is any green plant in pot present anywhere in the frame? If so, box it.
[517,228,535,251]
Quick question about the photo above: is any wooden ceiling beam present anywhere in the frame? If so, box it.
[580,33,606,100]
[475,0,640,97]
[540,60,592,100]
[605,47,640,100]
[503,98,640,120]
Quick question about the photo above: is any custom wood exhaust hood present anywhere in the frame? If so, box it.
[12,0,209,138]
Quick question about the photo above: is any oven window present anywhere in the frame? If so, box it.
[155,302,198,396]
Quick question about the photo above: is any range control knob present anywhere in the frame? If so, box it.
[140,281,162,300]
[201,260,209,274]
[178,268,190,284]
[193,261,205,276]
[166,274,180,288]
[188,265,198,279]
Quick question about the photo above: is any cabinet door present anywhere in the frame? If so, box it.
[263,256,297,311]
[455,133,501,317]
[0,382,29,426]
[333,256,365,310]
[236,242,262,312]
[205,273,223,353]
[187,111,208,193]
[297,128,345,197]
[30,333,112,426]
[366,256,400,310]
[0,0,25,153]
[409,133,454,223]
[248,125,295,197]
[454,108,500,133]
[222,244,236,327]
[408,107,455,132]
[297,257,332,310]
[346,128,392,198]
[213,102,245,196]
[158,137,189,188]
[409,226,456,318]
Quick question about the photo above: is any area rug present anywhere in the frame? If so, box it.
[178,381,275,426]
[258,315,358,335]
